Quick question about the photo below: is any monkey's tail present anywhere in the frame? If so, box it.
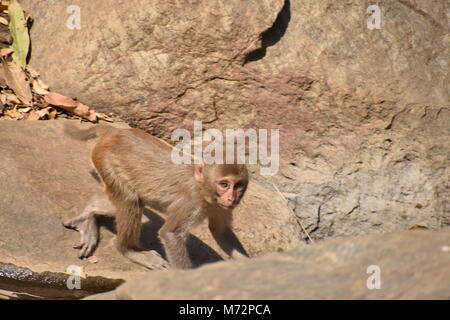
[64,123,114,141]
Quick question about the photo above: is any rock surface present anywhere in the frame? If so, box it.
[250,0,450,240]
[0,120,303,298]
[21,0,450,241]
[21,0,284,135]
[86,230,450,300]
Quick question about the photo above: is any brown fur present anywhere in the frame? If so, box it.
[64,123,249,269]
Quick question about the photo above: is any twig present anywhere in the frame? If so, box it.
[271,182,314,244]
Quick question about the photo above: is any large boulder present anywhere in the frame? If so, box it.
[249,0,450,239]
[0,120,303,298]
[21,1,449,241]
[21,0,284,136]
[87,230,450,299]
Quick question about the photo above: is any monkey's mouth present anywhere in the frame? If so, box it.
[217,202,235,210]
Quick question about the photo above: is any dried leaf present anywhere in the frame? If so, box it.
[36,78,48,89]
[4,106,22,119]
[87,255,98,264]
[0,24,11,44]
[0,66,6,86]
[25,109,40,120]
[17,106,30,112]
[1,60,32,104]
[35,108,47,117]
[44,92,97,122]
[96,112,114,122]
[4,92,20,104]
[8,0,29,67]
[0,47,13,56]
[0,17,8,25]
[48,107,57,119]
[32,78,49,95]
[35,107,55,119]
[26,65,39,78]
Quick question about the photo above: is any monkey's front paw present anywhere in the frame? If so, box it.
[64,216,99,259]
[73,228,99,259]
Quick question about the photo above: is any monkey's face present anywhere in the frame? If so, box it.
[213,175,248,210]
[195,163,249,209]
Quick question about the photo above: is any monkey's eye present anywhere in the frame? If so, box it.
[218,181,229,189]
[235,182,245,190]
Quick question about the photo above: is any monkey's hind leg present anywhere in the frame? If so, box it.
[63,194,116,258]
[114,195,169,270]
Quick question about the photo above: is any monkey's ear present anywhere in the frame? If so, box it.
[194,163,205,182]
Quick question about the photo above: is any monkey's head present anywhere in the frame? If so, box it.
[194,163,248,210]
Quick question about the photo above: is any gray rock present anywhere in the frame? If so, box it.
[21,1,450,241]
[249,0,450,240]
[0,120,302,298]
[21,0,284,137]
[86,230,450,300]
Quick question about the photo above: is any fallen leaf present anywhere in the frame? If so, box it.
[0,66,6,86]
[48,107,57,119]
[36,78,48,89]
[4,92,20,104]
[1,60,32,104]
[35,107,55,119]
[25,109,40,120]
[96,112,114,122]
[32,78,49,95]
[17,106,30,112]
[0,24,11,44]
[35,108,47,117]
[87,255,98,264]
[0,16,8,25]
[44,92,97,122]
[26,65,39,78]
[4,106,22,119]
[0,47,13,56]
[8,0,29,67]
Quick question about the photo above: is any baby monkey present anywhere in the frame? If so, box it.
[63,124,249,269]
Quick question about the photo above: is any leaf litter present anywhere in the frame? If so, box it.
[0,0,113,123]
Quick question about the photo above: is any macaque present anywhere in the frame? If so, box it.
[63,123,249,269]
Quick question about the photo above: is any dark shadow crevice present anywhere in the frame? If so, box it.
[244,0,291,63]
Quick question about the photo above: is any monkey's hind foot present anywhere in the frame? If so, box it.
[63,214,99,259]
[123,249,170,270]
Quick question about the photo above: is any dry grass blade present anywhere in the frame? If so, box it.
[270,182,314,243]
